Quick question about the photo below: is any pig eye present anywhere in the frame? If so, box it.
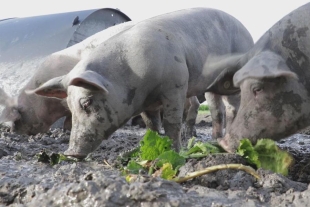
[251,84,263,97]
[80,98,93,110]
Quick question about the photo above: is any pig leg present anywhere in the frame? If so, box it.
[221,93,240,133]
[184,96,200,138]
[161,90,187,151]
[205,92,224,139]
[141,110,162,133]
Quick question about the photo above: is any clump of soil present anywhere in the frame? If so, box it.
[1,114,310,206]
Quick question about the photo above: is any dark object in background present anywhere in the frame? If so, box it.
[0,8,131,97]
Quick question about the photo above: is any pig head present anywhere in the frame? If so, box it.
[206,3,310,152]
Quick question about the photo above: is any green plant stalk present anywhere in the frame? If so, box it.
[173,164,260,183]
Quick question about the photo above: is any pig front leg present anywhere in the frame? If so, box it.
[161,89,187,152]
[205,92,224,139]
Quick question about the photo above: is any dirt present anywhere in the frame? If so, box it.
[1,113,310,206]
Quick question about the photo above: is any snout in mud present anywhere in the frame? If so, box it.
[217,137,236,153]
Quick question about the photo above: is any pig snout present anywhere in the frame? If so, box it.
[0,106,21,124]
[217,134,239,153]
[64,133,103,159]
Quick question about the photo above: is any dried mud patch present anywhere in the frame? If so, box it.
[1,115,310,206]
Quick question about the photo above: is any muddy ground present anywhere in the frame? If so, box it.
[2,113,310,206]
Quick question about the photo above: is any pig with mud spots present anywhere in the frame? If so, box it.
[205,3,310,152]
[31,7,253,158]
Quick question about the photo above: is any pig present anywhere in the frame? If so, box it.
[0,21,137,134]
[30,7,254,158]
[205,2,310,152]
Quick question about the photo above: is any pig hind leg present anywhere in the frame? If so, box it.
[141,110,162,133]
[184,96,200,138]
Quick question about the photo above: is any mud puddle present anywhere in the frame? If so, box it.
[1,114,310,206]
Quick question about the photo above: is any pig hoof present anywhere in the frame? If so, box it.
[64,150,87,159]
[217,138,234,153]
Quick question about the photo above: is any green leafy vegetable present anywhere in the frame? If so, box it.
[156,150,185,169]
[125,160,144,174]
[237,138,293,175]
[119,130,293,183]
[161,163,177,180]
[36,149,78,165]
[140,129,172,160]
[237,139,260,167]
[180,139,222,158]
[254,139,293,176]
[119,130,181,179]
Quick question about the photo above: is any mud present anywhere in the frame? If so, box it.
[1,113,310,206]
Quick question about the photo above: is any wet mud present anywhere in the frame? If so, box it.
[1,114,310,206]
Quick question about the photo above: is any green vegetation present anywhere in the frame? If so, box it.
[237,139,294,176]
[120,130,294,182]
[120,130,186,180]
[198,104,209,111]
[36,149,80,165]
[36,130,294,183]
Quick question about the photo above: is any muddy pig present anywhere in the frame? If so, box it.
[30,7,253,158]
[206,2,310,152]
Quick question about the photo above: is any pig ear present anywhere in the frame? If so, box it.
[233,51,298,87]
[26,76,68,99]
[28,71,109,98]
[68,71,109,94]
[205,54,245,95]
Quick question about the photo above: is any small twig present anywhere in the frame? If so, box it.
[173,163,260,183]
[103,159,113,168]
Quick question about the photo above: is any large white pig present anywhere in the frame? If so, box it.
[30,7,253,157]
